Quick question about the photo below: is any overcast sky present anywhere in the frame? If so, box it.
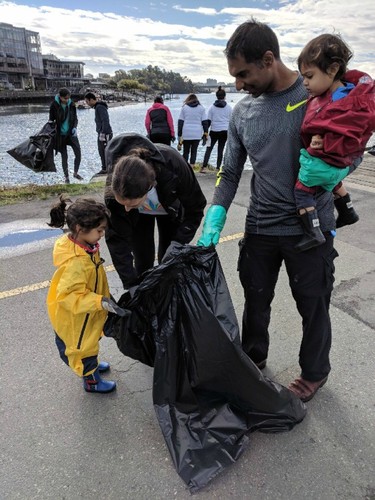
[1,0,374,83]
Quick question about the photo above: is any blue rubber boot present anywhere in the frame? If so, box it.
[83,369,116,393]
[98,361,110,373]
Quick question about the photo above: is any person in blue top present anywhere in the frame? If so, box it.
[49,87,82,184]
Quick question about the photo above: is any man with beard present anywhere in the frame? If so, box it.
[197,19,354,403]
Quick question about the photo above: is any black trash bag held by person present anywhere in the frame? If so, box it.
[106,243,307,493]
[7,121,56,173]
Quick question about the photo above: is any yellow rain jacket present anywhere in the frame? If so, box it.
[47,234,110,377]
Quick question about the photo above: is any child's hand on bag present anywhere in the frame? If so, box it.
[102,297,130,317]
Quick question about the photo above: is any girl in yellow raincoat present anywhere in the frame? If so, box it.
[47,196,126,393]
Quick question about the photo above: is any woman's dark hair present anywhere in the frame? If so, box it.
[225,18,280,66]
[154,95,163,103]
[297,34,352,81]
[216,86,226,99]
[111,147,156,199]
[84,91,96,100]
[48,195,110,233]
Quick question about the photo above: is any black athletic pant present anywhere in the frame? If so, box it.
[150,133,171,145]
[97,133,113,170]
[238,233,338,381]
[132,214,179,276]
[202,130,228,169]
[182,139,200,164]
[60,135,81,178]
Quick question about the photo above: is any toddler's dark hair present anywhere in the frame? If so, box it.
[298,34,353,80]
[48,195,110,233]
[111,147,156,199]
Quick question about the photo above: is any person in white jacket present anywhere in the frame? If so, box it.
[177,94,208,166]
[200,86,232,173]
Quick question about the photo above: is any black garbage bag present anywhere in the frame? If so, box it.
[7,121,56,172]
[106,243,306,493]
[105,288,156,367]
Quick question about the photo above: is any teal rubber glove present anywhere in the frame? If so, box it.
[197,205,227,247]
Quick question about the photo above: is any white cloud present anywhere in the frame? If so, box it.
[0,0,374,81]
[173,5,219,16]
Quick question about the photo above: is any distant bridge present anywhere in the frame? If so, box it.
[195,84,237,93]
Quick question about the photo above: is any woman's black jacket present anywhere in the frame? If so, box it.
[104,133,207,286]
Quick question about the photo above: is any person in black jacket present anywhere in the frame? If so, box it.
[49,87,82,183]
[84,92,113,175]
[104,133,207,288]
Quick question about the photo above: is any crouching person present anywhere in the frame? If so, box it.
[104,133,207,288]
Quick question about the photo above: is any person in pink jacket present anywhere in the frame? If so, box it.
[145,95,175,145]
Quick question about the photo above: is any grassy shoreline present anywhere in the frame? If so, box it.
[0,180,106,206]
[0,164,215,206]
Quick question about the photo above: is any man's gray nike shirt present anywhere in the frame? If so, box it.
[212,75,336,235]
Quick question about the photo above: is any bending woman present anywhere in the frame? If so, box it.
[104,133,207,288]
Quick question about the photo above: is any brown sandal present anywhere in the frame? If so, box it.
[288,376,328,402]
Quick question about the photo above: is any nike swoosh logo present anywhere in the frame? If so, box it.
[286,99,308,112]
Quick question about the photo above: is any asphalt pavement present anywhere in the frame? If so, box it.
[1,154,375,499]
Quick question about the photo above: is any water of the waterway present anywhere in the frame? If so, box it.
[0,93,247,187]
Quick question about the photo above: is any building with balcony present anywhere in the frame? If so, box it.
[0,22,44,90]
[0,23,89,92]
[42,54,87,91]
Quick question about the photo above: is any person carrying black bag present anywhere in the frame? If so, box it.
[49,87,82,183]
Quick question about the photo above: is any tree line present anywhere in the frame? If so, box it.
[99,65,197,95]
